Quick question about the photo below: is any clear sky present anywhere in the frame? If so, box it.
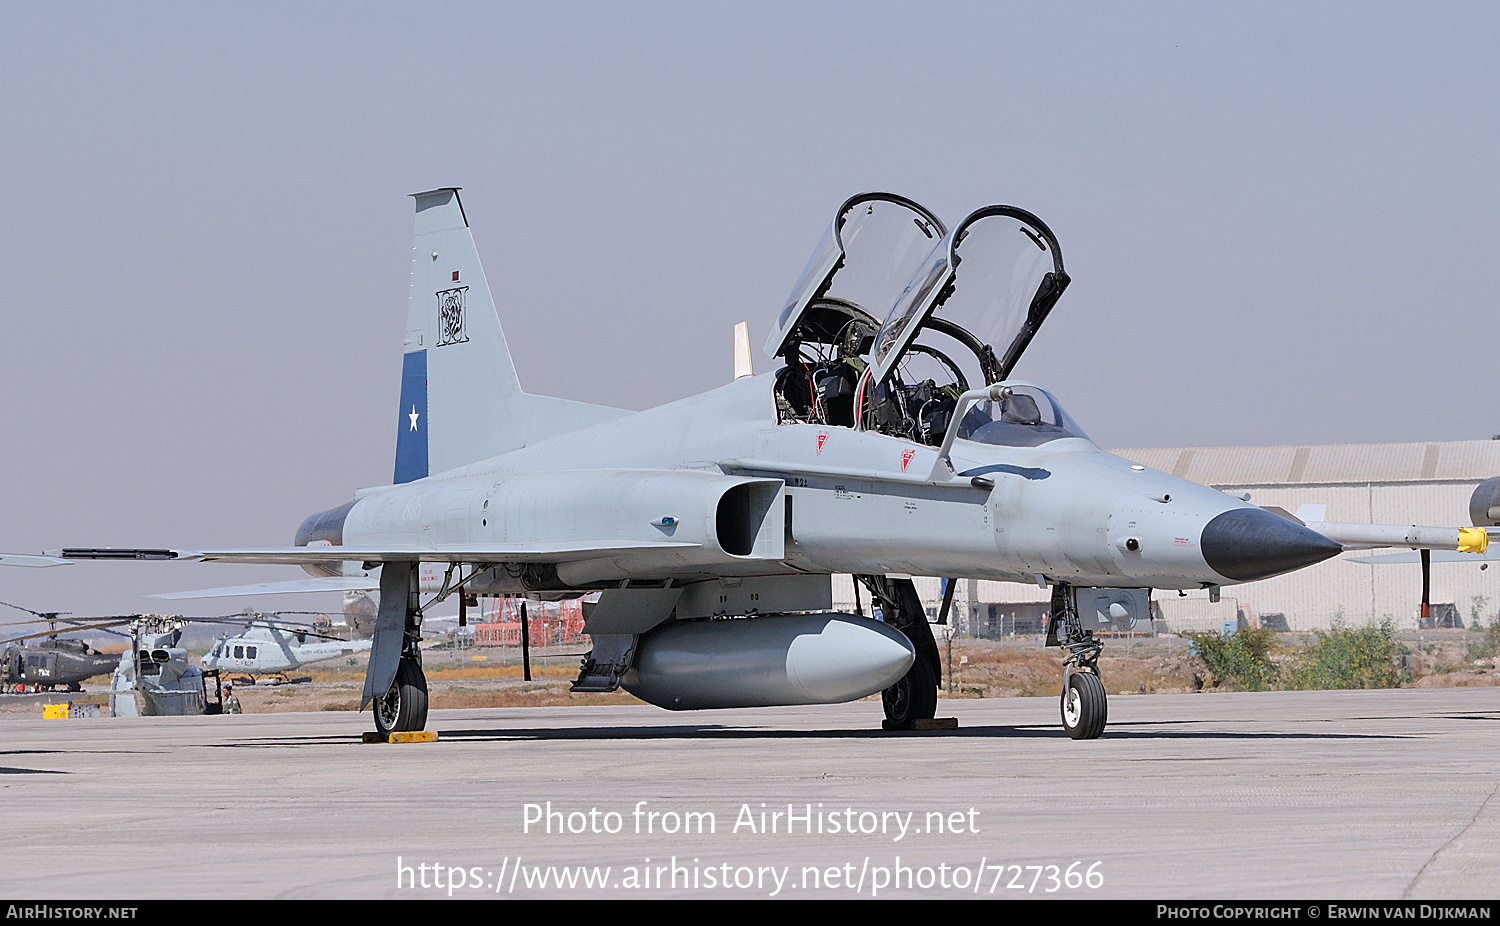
[2,2,1496,617]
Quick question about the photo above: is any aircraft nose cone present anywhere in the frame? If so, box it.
[1200,508,1343,582]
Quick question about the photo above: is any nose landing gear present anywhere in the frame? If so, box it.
[1049,584,1107,739]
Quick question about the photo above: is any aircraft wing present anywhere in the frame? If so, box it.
[48,540,700,566]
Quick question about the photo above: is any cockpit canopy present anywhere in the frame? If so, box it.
[770,193,1075,448]
[765,193,946,361]
[869,205,1069,387]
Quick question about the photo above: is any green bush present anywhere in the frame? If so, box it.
[1184,626,1280,691]
[1467,618,1499,664]
[1289,618,1406,689]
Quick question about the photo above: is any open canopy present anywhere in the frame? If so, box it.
[765,193,946,360]
[868,205,1069,387]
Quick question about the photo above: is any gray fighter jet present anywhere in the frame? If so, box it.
[44,190,1494,739]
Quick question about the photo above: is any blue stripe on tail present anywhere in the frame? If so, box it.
[393,350,428,484]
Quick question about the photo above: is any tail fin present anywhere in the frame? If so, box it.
[394,188,625,482]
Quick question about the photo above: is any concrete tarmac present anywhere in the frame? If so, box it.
[1,688,1497,900]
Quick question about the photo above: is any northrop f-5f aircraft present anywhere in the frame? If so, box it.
[40,190,1495,738]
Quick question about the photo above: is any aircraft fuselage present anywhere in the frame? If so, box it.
[317,373,1332,595]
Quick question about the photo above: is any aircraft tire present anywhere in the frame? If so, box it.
[373,657,429,735]
[882,652,938,730]
[1061,672,1106,740]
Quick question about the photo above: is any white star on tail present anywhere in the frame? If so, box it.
[409,406,420,431]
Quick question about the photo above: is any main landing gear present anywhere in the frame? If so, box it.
[366,561,430,735]
[373,656,428,736]
[1049,585,1107,739]
[883,654,938,730]
[860,575,942,730]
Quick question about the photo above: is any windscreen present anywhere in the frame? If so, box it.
[955,384,1090,448]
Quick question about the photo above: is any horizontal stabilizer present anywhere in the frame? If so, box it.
[52,540,701,566]
[149,576,383,600]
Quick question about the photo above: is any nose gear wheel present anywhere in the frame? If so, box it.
[1061,671,1106,739]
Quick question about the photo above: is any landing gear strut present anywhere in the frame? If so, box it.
[1048,585,1107,739]
[860,575,941,730]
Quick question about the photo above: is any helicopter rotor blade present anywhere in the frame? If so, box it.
[0,599,71,620]
[3,618,140,644]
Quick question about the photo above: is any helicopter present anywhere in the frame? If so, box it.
[1,600,123,693]
[201,617,371,685]
[108,615,226,717]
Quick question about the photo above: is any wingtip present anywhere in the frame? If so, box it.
[0,553,71,568]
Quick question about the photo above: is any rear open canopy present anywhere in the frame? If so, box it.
[765,193,946,360]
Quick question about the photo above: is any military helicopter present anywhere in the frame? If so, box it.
[35,189,1493,739]
[202,617,371,684]
[1,600,123,693]
[109,615,225,717]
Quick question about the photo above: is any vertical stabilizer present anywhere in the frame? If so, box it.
[395,188,625,482]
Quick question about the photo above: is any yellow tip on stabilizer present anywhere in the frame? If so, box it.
[1457,527,1488,554]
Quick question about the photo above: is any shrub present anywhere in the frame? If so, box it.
[1467,617,1499,664]
[1289,618,1406,689]
[1184,625,1280,691]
